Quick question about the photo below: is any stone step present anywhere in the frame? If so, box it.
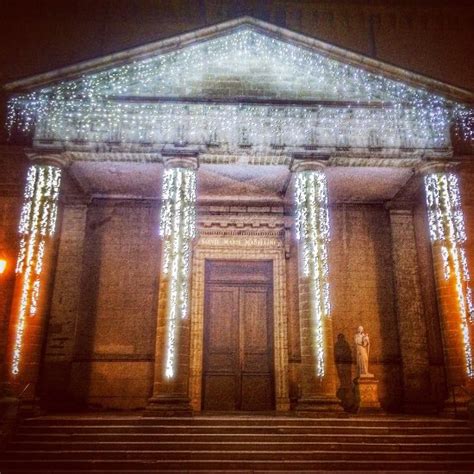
[4,415,473,472]
[9,440,474,452]
[15,424,473,435]
[21,416,469,428]
[2,459,474,471]
[3,449,474,462]
[13,432,474,444]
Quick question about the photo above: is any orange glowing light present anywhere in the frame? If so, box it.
[0,258,6,275]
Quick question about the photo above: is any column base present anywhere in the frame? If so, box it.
[0,395,42,449]
[436,384,474,419]
[276,397,291,412]
[354,375,382,413]
[295,396,341,413]
[440,395,473,419]
[143,395,193,417]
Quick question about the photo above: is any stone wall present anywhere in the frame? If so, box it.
[330,204,402,411]
[40,195,462,411]
[390,208,433,411]
[413,191,446,407]
[40,204,88,406]
[40,198,409,410]
[3,157,474,410]
[43,199,161,409]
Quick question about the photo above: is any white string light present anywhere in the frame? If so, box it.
[159,167,197,379]
[6,29,472,150]
[424,173,474,377]
[12,164,62,375]
[295,170,330,378]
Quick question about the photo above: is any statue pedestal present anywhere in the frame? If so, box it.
[354,375,381,413]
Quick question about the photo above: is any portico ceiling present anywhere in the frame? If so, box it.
[65,161,413,204]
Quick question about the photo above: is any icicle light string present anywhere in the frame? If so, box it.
[12,164,62,375]
[7,29,472,148]
[159,167,197,379]
[295,170,331,378]
[424,173,474,378]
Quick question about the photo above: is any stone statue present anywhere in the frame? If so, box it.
[354,326,373,377]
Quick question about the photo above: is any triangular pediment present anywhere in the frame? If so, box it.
[5,17,473,103]
[4,17,473,154]
[28,27,412,103]
[65,27,414,103]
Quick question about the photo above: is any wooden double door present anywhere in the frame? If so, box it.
[202,260,275,411]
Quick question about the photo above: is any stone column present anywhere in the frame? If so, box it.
[292,159,339,411]
[2,153,66,411]
[419,162,474,407]
[145,153,198,416]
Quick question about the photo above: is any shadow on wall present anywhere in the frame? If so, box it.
[334,333,357,413]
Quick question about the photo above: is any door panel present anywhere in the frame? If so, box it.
[207,287,236,352]
[203,286,239,410]
[241,288,269,352]
[240,287,274,411]
[203,260,274,411]
[241,374,274,411]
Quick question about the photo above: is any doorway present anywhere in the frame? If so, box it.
[202,260,275,411]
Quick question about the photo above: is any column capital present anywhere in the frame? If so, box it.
[415,159,459,176]
[162,148,199,170]
[290,154,329,173]
[26,150,70,169]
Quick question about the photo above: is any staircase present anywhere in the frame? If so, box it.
[1,414,474,472]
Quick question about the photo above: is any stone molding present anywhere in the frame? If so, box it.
[26,150,70,169]
[416,159,459,176]
[188,233,290,412]
[48,149,454,167]
[290,157,328,173]
[162,154,199,170]
[199,214,284,233]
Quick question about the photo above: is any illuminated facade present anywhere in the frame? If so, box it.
[1,18,473,414]
[159,162,197,379]
[12,163,62,375]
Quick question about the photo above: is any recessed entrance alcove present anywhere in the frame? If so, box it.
[2,17,473,419]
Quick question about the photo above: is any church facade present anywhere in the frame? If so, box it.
[1,17,474,414]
